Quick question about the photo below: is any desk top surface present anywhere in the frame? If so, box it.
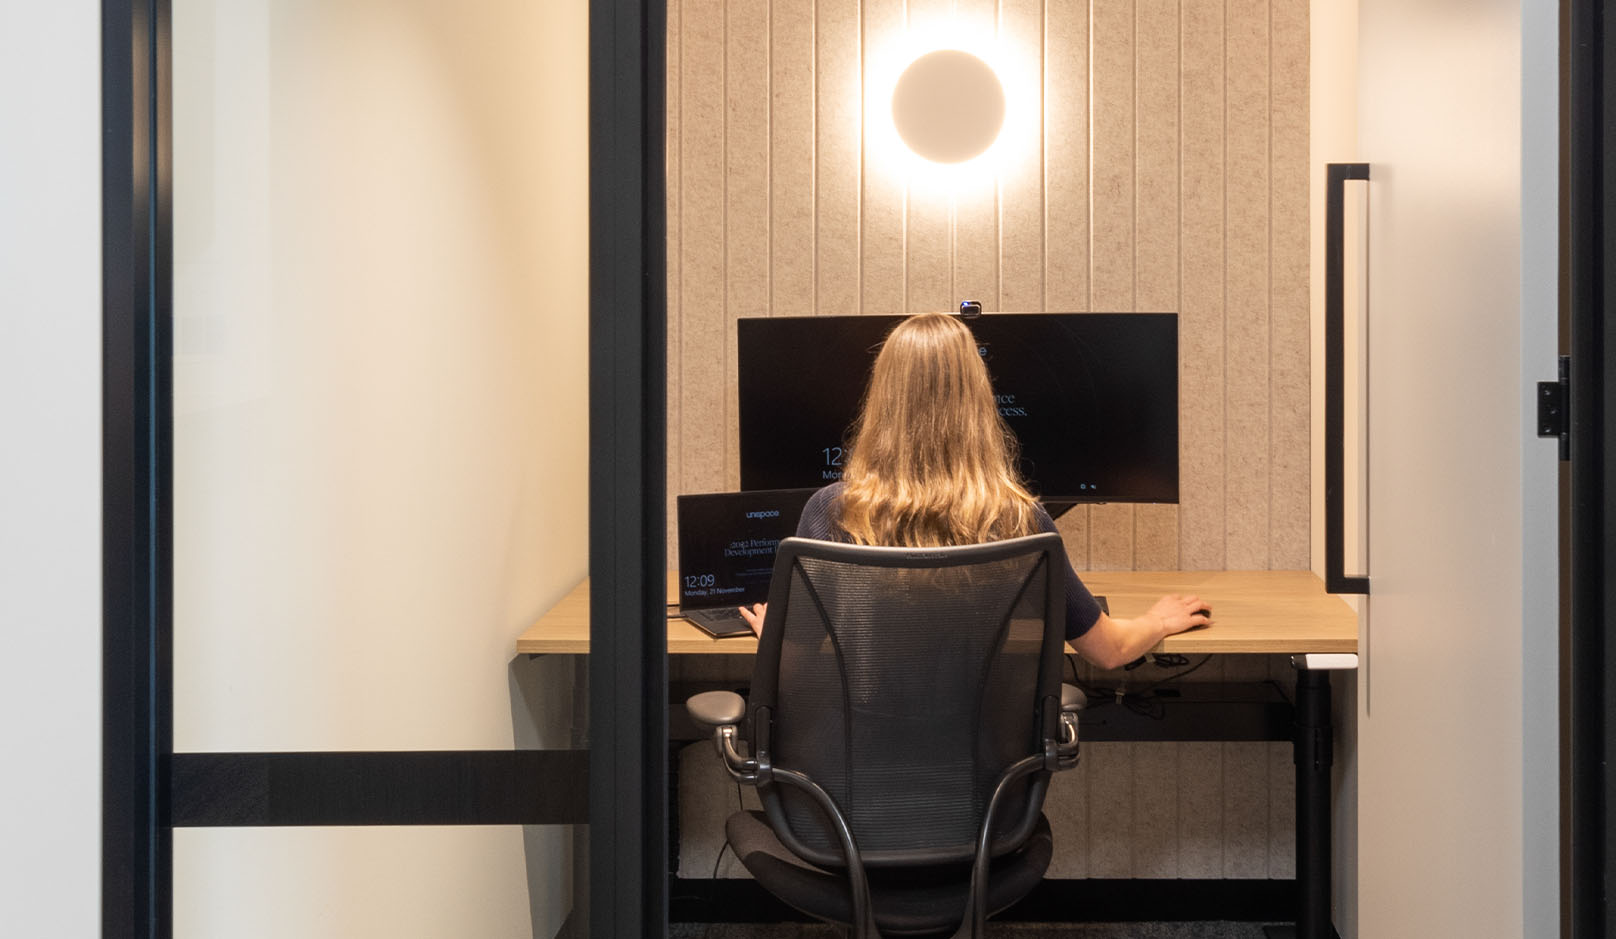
[516,569,1358,656]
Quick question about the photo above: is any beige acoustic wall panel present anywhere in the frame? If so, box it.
[1087,0,1138,571]
[1269,0,1312,569]
[903,0,957,315]
[997,0,1045,315]
[861,0,908,314]
[1134,0,1183,570]
[667,0,1308,575]
[817,0,862,315]
[676,0,727,498]
[726,0,770,489]
[949,0,1001,311]
[1179,0,1230,571]
[1223,0,1274,569]
[771,2,816,317]
[1043,1,1093,569]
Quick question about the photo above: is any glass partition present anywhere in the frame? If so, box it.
[171,1,589,934]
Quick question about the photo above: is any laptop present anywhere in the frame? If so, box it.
[674,488,818,638]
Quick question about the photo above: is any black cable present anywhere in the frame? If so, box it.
[1069,654,1218,720]
[710,840,731,880]
[1131,654,1214,695]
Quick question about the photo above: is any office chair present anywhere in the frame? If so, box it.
[687,533,1085,938]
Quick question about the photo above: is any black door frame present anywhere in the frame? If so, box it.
[587,0,668,935]
[1566,3,1615,936]
[100,0,656,935]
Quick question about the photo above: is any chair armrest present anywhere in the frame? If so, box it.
[686,690,746,728]
[1055,683,1084,770]
[686,690,766,784]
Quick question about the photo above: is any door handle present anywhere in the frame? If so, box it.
[1325,163,1370,595]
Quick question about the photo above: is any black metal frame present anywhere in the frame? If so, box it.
[588,0,668,933]
[1324,163,1370,597]
[101,2,620,936]
[102,1,169,934]
[1566,3,1614,936]
[670,878,1299,924]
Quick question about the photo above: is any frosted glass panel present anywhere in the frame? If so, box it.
[171,0,588,753]
[174,826,576,939]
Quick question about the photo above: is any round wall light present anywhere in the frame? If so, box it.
[890,49,1006,164]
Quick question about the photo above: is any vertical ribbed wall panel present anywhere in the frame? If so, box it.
[997,0,1044,315]
[666,0,1314,882]
[1044,0,1093,566]
[771,0,816,319]
[951,0,1002,310]
[679,0,727,495]
[904,0,952,314]
[861,0,907,315]
[1085,740,1136,877]
[817,0,862,315]
[1269,0,1312,569]
[1177,740,1226,877]
[1043,749,1091,878]
[726,0,770,489]
[1087,0,1139,570]
[1267,740,1297,878]
[1222,0,1273,569]
[1133,0,1183,569]
[1132,742,1182,877]
[1178,0,1229,571]
[1222,740,1272,878]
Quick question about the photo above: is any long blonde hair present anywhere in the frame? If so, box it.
[836,313,1041,546]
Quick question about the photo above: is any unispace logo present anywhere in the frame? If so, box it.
[745,509,781,520]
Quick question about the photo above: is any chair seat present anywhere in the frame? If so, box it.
[726,810,1054,936]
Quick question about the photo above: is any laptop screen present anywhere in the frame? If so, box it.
[675,488,818,611]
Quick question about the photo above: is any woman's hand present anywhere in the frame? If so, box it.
[738,602,767,637]
[1145,593,1213,638]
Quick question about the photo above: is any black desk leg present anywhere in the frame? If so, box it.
[1265,665,1340,939]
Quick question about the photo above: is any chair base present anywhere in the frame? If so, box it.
[726,810,1053,937]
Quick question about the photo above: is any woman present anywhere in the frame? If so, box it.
[738,312,1210,668]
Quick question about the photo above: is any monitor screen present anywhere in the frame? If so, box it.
[737,313,1178,504]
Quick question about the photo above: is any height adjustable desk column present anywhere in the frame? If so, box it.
[517,569,1358,937]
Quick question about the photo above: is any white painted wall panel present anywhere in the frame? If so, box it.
[0,4,102,936]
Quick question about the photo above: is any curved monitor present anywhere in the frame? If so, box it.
[737,313,1178,504]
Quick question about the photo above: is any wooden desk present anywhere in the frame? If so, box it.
[515,569,1357,656]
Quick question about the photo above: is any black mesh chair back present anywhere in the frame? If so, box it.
[747,533,1067,873]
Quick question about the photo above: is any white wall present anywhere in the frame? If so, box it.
[0,3,103,936]
[169,2,589,937]
[1352,1,1558,937]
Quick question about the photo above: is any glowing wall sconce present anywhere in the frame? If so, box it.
[889,49,1006,165]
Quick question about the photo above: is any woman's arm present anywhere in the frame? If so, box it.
[1070,593,1212,670]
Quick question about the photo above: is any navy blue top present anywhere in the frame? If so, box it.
[795,482,1102,641]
